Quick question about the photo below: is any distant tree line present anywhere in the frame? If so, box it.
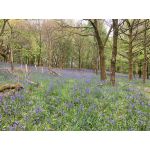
[0,19,150,85]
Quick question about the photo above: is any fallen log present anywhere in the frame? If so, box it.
[0,83,23,92]
[26,79,39,87]
[0,89,16,97]
[48,68,62,77]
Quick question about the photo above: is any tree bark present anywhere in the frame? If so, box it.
[88,19,112,80]
[128,29,133,80]
[110,19,118,86]
[143,20,147,83]
[93,19,106,80]
[38,28,42,66]
[138,61,142,78]
[147,64,149,79]
[9,48,14,72]
[78,47,81,69]
[0,83,23,92]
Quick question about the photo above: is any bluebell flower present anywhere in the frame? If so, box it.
[140,101,144,106]
[78,104,84,112]
[16,94,24,100]
[14,121,19,125]
[131,103,135,109]
[66,102,74,109]
[109,119,115,125]
[0,96,3,102]
[0,114,2,120]
[74,98,80,103]
[35,107,42,114]
[85,88,90,94]
[99,113,105,117]
[13,121,19,128]
[60,110,65,116]
[9,126,15,131]
[85,79,91,84]
[10,95,16,102]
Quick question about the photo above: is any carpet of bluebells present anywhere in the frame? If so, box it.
[0,63,150,131]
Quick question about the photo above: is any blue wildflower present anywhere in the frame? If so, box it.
[35,107,42,114]
[13,121,19,128]
[74,98,80,103]
[86,79,91,84]
[9,126,15,131]
[109,119,115,125]
[0,96,3,102]
[10,95,16,102]
[131,103,135,109]
[78,104,84,112]
[60,110,65,116]
[0,114,2,120]
[66,102,74,109]
[85,88,90,94]
[16,94,24,100]
[99,113,105,117]
[140,101,144,106]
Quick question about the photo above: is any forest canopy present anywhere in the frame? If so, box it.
[0,19,150,84]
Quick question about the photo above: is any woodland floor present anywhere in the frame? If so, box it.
[0,64,149,131]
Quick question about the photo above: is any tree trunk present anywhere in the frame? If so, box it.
[99,47,106,80]
[110,19,118,86]
[138,61,142,78]
[96,56,99,75]
[93,19,106,80]
[147,63,149,79]
[10,48,14,72]
[128,30,133,80]
[143,20,147,83]
[78,48,81,69]
[38,32,42,66]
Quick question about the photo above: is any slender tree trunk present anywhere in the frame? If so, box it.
[110,19,118,86]
[48,41,52,68]
[96,56,99,75]
[71,59,73,68]
[99,47,106,80]
[138,61,142,78]
[128,30,133,80]
[143,20,147,83]
[38,33,42,66]
[78,48,81,69]
[10,48,14,71]
[147,63,149,79]
[37,20,42,66]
